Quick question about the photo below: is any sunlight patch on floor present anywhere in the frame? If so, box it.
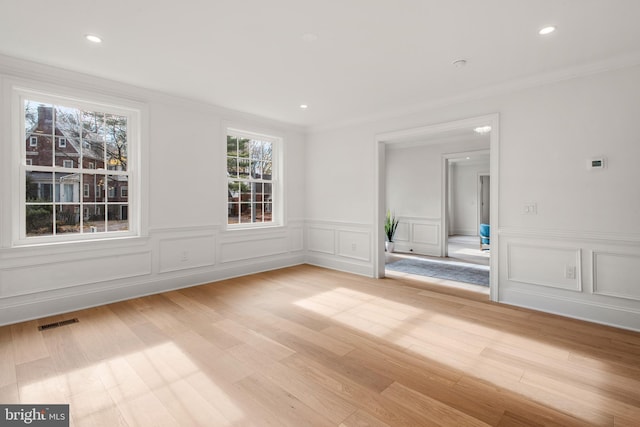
[294,287,614,424]
[19,342,246,426]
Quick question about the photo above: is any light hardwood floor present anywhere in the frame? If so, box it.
[2,264,640,426]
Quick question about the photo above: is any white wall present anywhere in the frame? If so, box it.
[383,141,489,256]
[1,53,639,332]
[0,55,306,325]
[306,63,640,331]
[450,159,490,236]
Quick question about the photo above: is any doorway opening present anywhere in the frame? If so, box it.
[375,114,499,300]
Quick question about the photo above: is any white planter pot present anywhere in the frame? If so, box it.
[385,241,395,253]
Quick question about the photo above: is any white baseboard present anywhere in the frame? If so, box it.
[501,288,640,333]
[451,229,477,236]
[305,253,374,278]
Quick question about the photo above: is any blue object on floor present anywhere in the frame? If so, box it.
[479,223,490,250]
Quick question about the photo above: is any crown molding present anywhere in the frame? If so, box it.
[0,53,306,134]
[308,50,640,134]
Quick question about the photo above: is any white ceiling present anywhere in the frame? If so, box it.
[1,0,639,128]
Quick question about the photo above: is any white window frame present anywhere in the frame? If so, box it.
[58,137,66,148]
[225,128,283,229]
[25,158,32,166]
[121,186,128,198]
[83,184,90,198]
[29,136,37,147]
[6,83,146,247]
[62,159,74,168]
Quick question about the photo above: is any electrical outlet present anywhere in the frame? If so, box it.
[523,202,537,215]
[565,265,576,279]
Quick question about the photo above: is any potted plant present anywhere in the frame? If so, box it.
[385,210,399,252]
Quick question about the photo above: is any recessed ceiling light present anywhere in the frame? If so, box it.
[299,104,308,109]
[474,126,492,134]
[538,26,556,35]
[85,34,103,43]
[452,59,467,68]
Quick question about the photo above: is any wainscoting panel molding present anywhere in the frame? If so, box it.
[0,251,152,298]
[337,230,371,262]
[220,235,289,263]
[507,243,582,291]
[393,217,441,257]
[159,234,216,273]
[499,228,640,332]
[307,226,335,255]
[413,223,439,245]
[593,251,640,301]
[305,221,374,277]
[394,222,410,242]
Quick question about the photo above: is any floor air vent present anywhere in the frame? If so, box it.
[38,318,79,331]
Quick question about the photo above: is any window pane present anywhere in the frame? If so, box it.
[228,181,239,201]
[107,204,129,232]
[252,203,264,222]
[264,202,273,221]
[82,111,105,168]
[227,157,238,177]
[56,205,80,234]
[26,135,53,167]
[26,171,53,202]
[227,136,238,156]
[250,161,263,179]
[83,174,97,202]
[55,105,80,139]
[228,202,239,224]
[83,204,105,232]
[105,174,128,202]
[94,175,106,202]
[55,139,77,168]
[106,114,128,171]
[54,172,80,203]
[26,205,53,236]
[238,159,250,179]
[263,161,272,177]
[239,203,252,224]
[238,138,250,158]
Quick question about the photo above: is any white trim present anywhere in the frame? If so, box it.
[592,251,640,301]
[506,243,583,292]
[477,171,490,235]
[501,287,640,333]
[310,50,640,133]
[375,114,499,299]
[498,227,640,245]
[225,127,283,230]
[442,149,490,255]
[4,79,147,247]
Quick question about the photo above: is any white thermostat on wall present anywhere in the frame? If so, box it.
[589,157,605,169]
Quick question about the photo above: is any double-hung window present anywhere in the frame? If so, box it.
[15,88,141,244]
[226,129,281,227]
